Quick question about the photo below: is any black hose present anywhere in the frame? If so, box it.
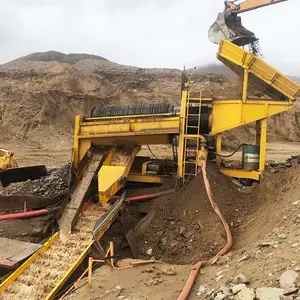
[214,143,247,158]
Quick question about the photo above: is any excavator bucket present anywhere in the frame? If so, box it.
[208,12,258,46]
[0,165,47,187]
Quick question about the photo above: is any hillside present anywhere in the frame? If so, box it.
[0,52,299,149]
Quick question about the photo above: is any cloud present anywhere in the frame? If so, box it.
[0,0,299,74]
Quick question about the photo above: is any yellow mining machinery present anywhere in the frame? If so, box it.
[1,41,299,299]
[73,40,299,204]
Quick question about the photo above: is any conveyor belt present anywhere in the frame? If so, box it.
[0,204,107,300]
[217,40,300,101]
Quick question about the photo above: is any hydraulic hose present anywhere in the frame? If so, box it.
[126,189,176,202]
[215,143,247,158]
[0,209,51,221]
[177,160,232,300]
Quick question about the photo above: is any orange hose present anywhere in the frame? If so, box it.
[177,161,233,300]
[0,209,51,221]
[126,189,176,202]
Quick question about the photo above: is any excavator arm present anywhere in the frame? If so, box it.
[224,0,288,14]
[209,0,288,46]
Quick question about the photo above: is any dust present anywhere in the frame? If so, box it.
[248,41,263,57]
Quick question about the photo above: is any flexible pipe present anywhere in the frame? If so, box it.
[177,160,232,300]
[126,189,176,202]
[0,209,51,221]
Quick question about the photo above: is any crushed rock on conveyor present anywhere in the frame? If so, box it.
[110,150,132,166]
[0,164,70,198]
[0,203,107,300]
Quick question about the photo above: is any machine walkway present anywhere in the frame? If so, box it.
[0,204,107,300]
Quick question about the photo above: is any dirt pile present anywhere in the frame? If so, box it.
[136,162,252,264]
[0,164,70,198]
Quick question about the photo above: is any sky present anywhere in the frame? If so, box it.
[1,0,299,74]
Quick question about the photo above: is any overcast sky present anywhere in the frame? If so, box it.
[1,0,299,74]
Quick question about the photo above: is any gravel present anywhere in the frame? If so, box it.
[0,164,70,198]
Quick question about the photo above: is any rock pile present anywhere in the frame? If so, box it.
[0,164,70,198]
[197,270,300,300]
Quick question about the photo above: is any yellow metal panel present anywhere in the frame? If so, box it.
[211,101,292,134]
[0,232,59,293]
[98,166,126,191]
[220,168,260,181]
[79,117,179,137]
[218,40,300,100]
[98,147,140,203]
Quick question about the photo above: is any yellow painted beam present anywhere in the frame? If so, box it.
[0,232,59,293]
[220,168,260,181]
[73,116,82,169]
[78,117,179,137]
[82,134,171,146]
[216,133,222,167]
[259,118,267,172]
[128,173,167,184]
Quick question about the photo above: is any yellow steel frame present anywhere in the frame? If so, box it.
[72,40,299,184]
[0,232,59,293]
[73,116,179,170]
